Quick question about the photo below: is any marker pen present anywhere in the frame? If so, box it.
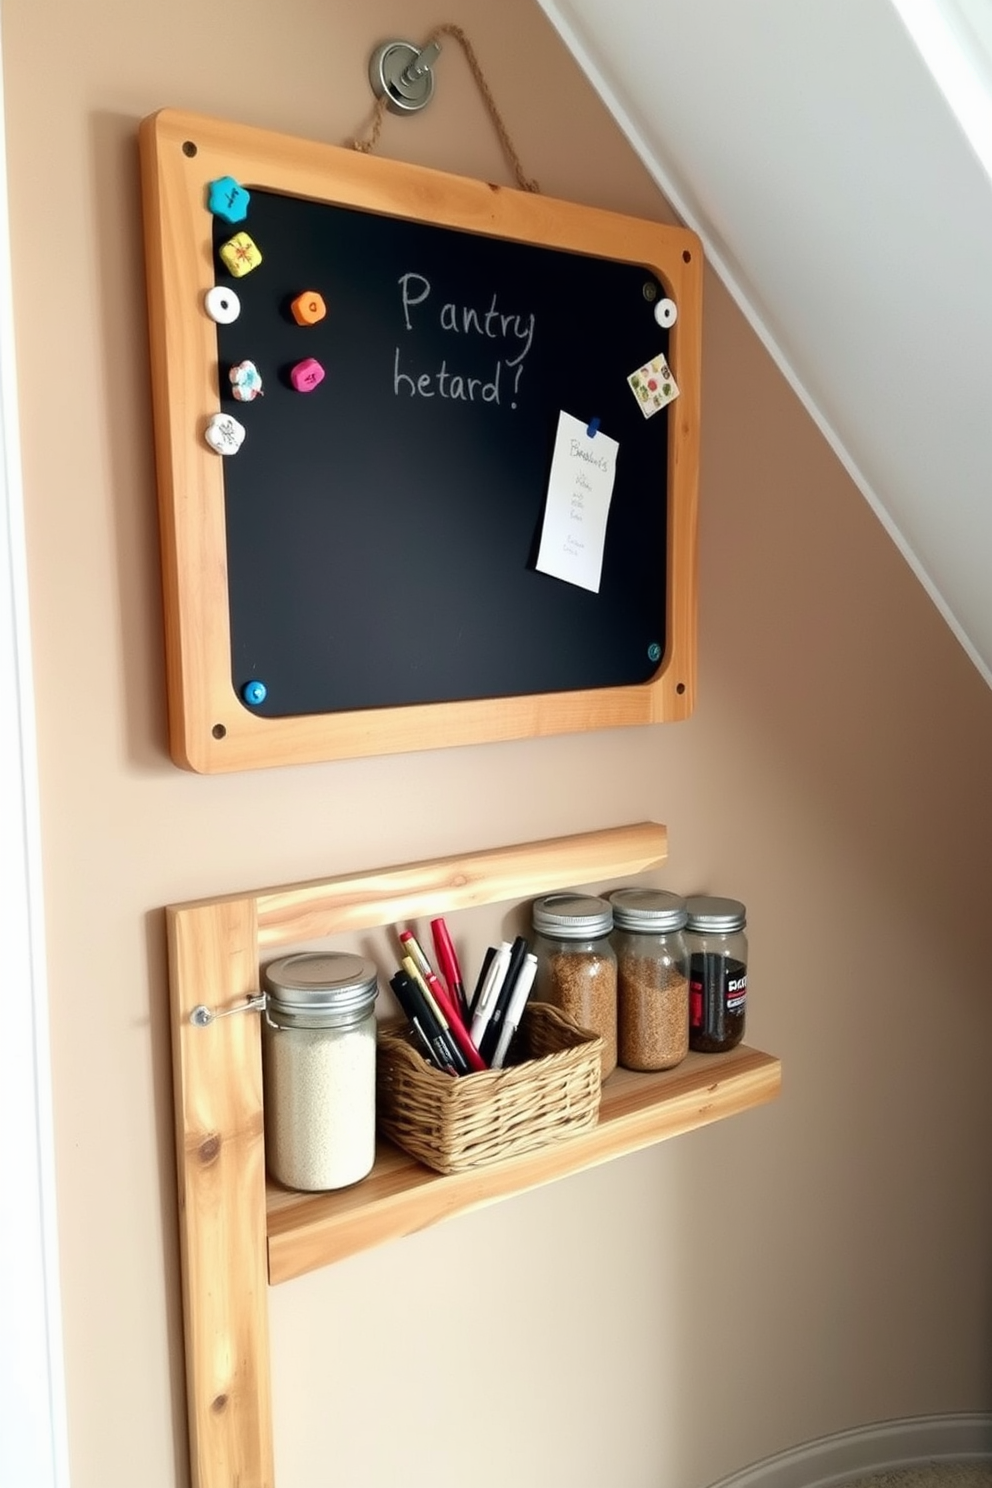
[470,940,512,1049]
[399,929,435,985]
[400,934,487,1073]
[401,955,476,1074]
[390,970,458,1074]
[431,917,470,1023]
[490,953,538,1069]
[479,936,530,1064]
[469,946,497,1018]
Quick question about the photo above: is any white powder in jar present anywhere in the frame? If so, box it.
[263,1020,376,1191]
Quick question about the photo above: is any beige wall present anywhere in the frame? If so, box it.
[5,2,992,1485]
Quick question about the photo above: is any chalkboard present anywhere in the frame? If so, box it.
[140,109,702,772]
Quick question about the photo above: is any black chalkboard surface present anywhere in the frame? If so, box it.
[214,192,671,716]
[140,109,701,772]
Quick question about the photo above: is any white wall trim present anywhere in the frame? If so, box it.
[705,1413,992,1488]
[0,7,70,1484]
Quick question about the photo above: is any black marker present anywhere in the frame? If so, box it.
[469,946,497,1018]
[390,970,459,1074]
[479,936,530,1065]
[389,970,466,1077]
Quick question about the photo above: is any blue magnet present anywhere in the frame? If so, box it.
[647,642,662,663]
[242,680,267,706]
[208,175,250,224]
[587,416,600,438]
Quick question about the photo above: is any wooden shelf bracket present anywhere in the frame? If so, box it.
[165,822,780,1488]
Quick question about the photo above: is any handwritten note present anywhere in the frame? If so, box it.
[536,412,619,593]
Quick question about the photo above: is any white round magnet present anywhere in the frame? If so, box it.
[654,297,678,328]
[204,285,241,325]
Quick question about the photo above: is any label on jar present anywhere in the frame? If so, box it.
[726,971,747,1012]
[689,953,746,1052]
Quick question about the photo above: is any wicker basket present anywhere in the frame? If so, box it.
[376,1001,603,1175]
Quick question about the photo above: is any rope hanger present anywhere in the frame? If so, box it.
[352,23,540,194]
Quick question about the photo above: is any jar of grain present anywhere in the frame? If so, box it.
[684,896,748,1053]
[610,888,689,1071]
[262,952,379,1191]
[531,892,617,1079]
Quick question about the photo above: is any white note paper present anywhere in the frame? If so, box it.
[535,412,619,593]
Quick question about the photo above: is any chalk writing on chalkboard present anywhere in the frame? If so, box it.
[212,187,672,720]
[393,274,537,408]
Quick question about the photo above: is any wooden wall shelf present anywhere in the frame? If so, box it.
[166,822,781,1487]
[266,1045,780,1284]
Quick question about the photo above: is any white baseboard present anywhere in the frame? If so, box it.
[705,1413,992,1488]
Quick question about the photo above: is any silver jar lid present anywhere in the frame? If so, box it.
[532,892,613,939]
[684,896,747,934]
[263,952,379,1027]
[610,887,687,933]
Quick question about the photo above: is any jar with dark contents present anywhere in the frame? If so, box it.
[610,888,689,1071]
[531,892,617,1079]
[684,896,748,1053]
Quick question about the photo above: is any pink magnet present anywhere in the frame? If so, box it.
[290,357,325,393]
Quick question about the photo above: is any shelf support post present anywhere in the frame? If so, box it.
[168,895,274,1488]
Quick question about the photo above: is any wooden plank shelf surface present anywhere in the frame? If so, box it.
[166,821,780,1488]
[266,1044,781,1284]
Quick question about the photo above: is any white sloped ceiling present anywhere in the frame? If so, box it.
[533,0,992,684]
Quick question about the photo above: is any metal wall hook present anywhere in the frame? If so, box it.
[369,38,442,114]
[190,993,266,1028]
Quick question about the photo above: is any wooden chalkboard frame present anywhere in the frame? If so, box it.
[139,108,701,773]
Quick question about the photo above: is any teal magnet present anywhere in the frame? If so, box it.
[242,680,267,706]
[208,175,250,224]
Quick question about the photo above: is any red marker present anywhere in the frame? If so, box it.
[431,917,470,1023]
[399,931,485,1072]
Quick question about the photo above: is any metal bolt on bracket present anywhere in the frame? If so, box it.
[190,994,266,1028]
[368,38,442,114]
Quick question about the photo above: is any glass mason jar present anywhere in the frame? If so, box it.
[684,896,748,1053]
[262,951,379,1191]
[610,888,689,1071]
[531,892,617,1079]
